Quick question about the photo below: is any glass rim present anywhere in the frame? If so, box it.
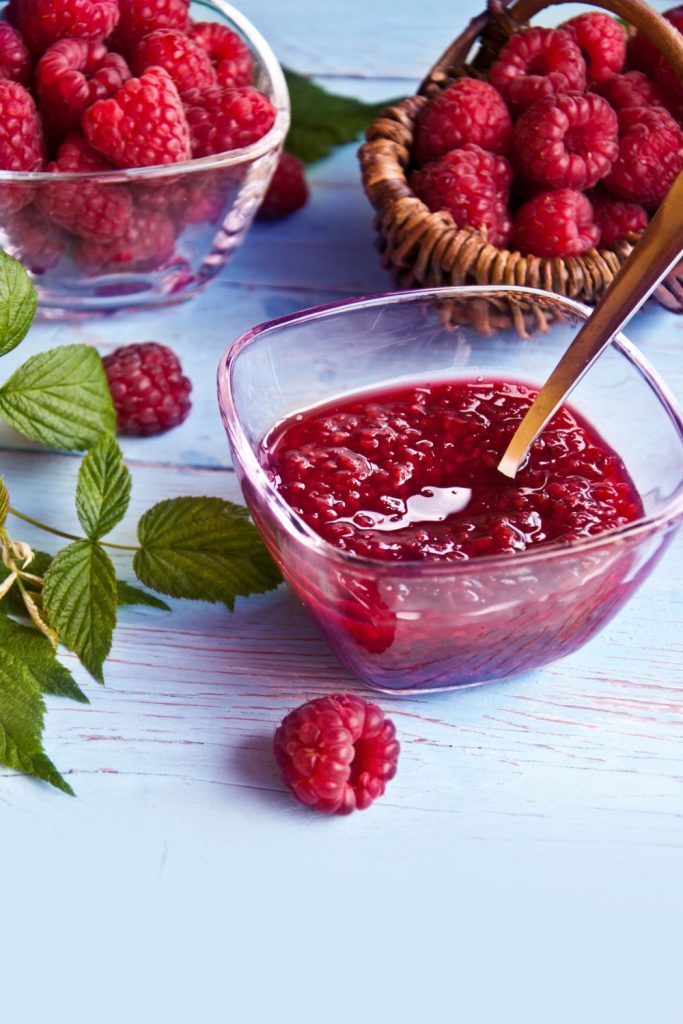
[0,0,291,184]
[217,284,683,576]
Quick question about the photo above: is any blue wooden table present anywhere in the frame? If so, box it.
[1,3,682,1023]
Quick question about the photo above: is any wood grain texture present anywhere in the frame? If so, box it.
[1,3,682,1023]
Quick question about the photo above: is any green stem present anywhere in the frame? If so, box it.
[8,507,139,552]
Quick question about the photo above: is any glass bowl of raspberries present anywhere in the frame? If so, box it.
[359,1,683,312]
[218,285,683,694]
[0,0,290,315]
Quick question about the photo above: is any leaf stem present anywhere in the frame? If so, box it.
[8,507,139,552]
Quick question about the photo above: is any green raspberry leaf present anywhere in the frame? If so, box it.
[117,580,170,611]
[0,615,88,704]
[43,540,117,683]
[76,433,131,539]
[0,344,115,451]
[284,68,396,164]
[0,475,8,527]
[0,249,37,357]
[0,644,73,794]
[133,496,282,610]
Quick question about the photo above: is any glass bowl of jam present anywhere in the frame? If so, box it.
[218,287,683,693]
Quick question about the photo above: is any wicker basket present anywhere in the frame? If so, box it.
[359,0,683,312]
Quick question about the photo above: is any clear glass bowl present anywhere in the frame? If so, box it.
[0,0,289,316]
[218,287,683,694]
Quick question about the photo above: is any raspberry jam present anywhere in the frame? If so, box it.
[263,378,643,562]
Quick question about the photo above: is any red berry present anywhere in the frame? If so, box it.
[628,4,683,79]
[0,79,44,171]
[83,66,192,168]
[0,22,31,84]
[489,27,586,113]
[560,12,626,83]
[590,192,648,245]
[10,0,119,55]
[76,209,176,274]
[102,341,192,436]
[184,85,276,158]
[188,21,253,89]
[132,28,216,95]
[513,188,599,258]
[514,92,618,191]
[412,78,513,165]
[604,105,683,206]
[258,152,309,220]
[4,202,66,272]
[595,70,665,110]
[273,693,400,815]
[410,144,513,247]
[37,39,131,142]
[112,0,190,55]
[653,54,683,123]
[37,133,133,241]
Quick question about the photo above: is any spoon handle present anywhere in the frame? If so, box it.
[498,170,683,479]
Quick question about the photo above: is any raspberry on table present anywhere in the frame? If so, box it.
[412,78,513,165]
[0,23,31,84]
[111,0,190,55]
[257,152,309,220]
[83,66,192,167]
[132,29,216,95]
[37,133,133,241]
[75,208,176,274]
[10,0,119,55]
[604,105,683,206]
[512,188,600,258]
[410,143,513,247]
[514,92,618,191]
[489,27,586,113]
[37,39,131,142]
[560,12,626,83]
[273,693,400,815]
[102,341,192,436]
[590,192,648,245]
[595,70,665,110]
[0,79,44,171]
[189,21,253,89]
[184,85,276,158]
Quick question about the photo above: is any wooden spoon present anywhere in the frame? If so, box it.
[498,170,683,479]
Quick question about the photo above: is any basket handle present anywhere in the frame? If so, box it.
[420,0,683,95]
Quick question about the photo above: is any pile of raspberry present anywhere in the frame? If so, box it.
[410,7,683,258]
[0,0,280,273]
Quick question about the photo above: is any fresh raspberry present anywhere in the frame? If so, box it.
[188,21,253,89]
[489,27,586,113]
[111,0,190,55]
[590,192,648,245]
[653,54,683,123]
[273,693,400,815]
[83,66,192,167]
[514,92,618,191]
[410,144,513,247]
[512,188,600,258]
[560,12,626,83]
[412,78,513,165]
[132,29,216,95]
[628,4,683,78]
[184,85,276,158]
[10,0,119,55]
[3,202,66,272]
[604,105,683,206]
[76,209,176,273]
[257,152,309,220]
[0,79,44,171]
[102,341,192,435]
[37,133,133,241]
[36,39,131,143]
[0,23,31,84]
[595,70,665,110]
